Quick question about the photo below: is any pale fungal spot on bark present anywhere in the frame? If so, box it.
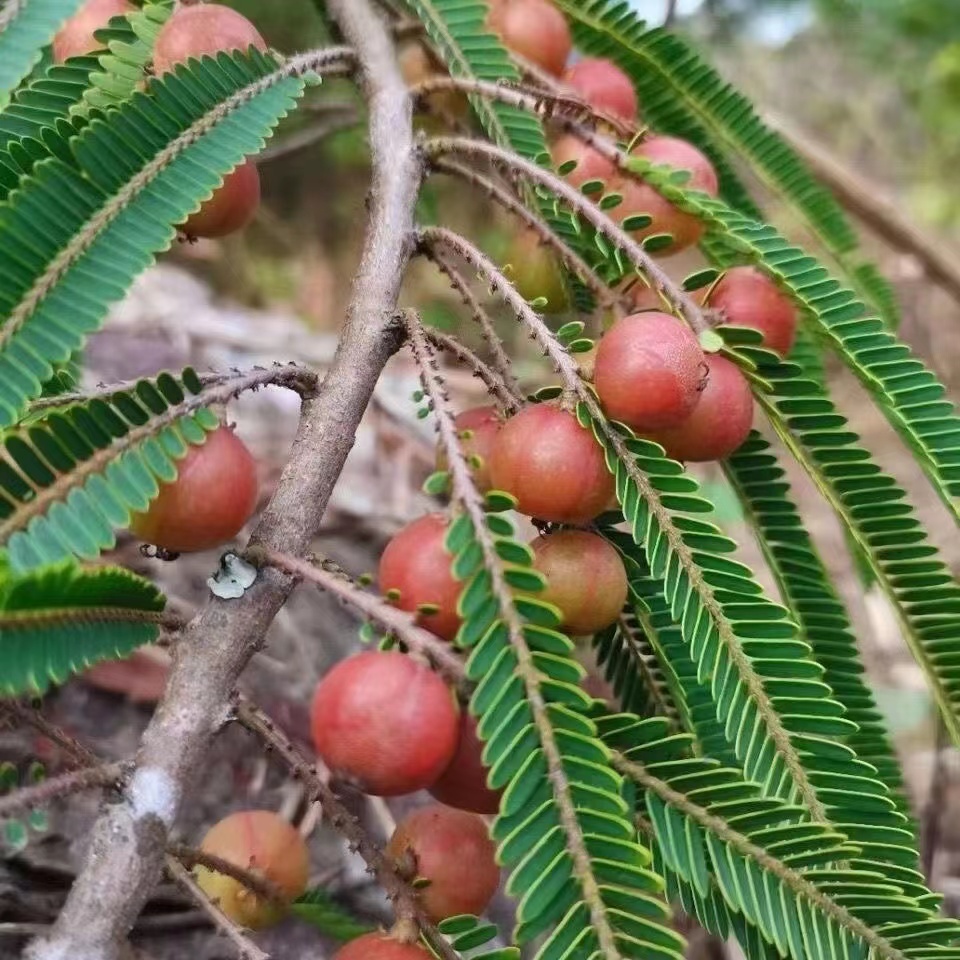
[128,767,178,826]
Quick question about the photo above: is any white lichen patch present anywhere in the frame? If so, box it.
[128,767,178,825]
[207,551,258,599]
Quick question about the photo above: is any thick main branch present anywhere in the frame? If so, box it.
[29,6,420,958]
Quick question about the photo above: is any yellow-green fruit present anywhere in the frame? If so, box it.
[195,810,309,929]
[504,230,570,314]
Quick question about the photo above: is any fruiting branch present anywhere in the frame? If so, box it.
[27,1,422,956]
[418,225,830,824]
[425,136,711,333]
[261,548,467,687]
[0,762,126,819]
[232,696,461,960]
[403,311,627,960]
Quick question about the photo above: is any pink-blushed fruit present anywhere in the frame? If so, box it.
[334,934,432,960]
[429,712,501,814]
[530,530,628,635]
[311,651,459,797]
[551,134,617,190]
[52,0,134,63]
[646,354,754,462]
[387,804,500,922]
[705,266,798,357]
[617,135,719,254]
[437,406,503,494]
[180,160,261,239]
[153,3,266,75]
[379,514,461,641]
[487,0,572,76]
[195,810,309,929]
[594,311,707,431]
[564,57,638,121]
[130,425,258,553]
[488,403,615,524]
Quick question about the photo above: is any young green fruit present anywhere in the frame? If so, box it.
[530,530,628,635]
[504,229,569,314]
[52,0,134,63]
[311,651,459,796]
[379,513,461,641]
[195,810,308,929]
[646,354,754,462]
[594,311,707,431]
[129,425,259,553]
[489,403,615,525]
[387,804,500,922]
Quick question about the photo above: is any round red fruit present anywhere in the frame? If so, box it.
[618,135,719,254]
[647,354,754,462]
[429,712,501,814]
[437,406,502,494]
[387,804,500,922]
[552,134,617,191]
[335,934,431,960]
[180,160,261,239]
[594,311,706,431]
[505,229,569,313]
[153,4,267,76]
[379,514,461,641]
[195,810,309,929]
[488,403,614,524]
[311,651,459,796]
[130,425,258,553]
[530,530,628,635]
[52,0,133,63]
[705,266,797,357]
[564,57,638,121]
[487,0,571,76]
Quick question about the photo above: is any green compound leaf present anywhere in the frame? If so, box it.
[0,559,165,696]
[0,49,306,427]
[0,368,224,572]
[0,0,86,108]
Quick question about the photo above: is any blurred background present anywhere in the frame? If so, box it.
[7,1,960,957]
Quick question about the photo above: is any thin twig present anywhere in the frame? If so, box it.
[1,703,98,768]
[233,696,460,960]
[29,5,422,956]
[423,327,522,413]
[164,855,270,960]
[425,136,711,334]
[166,844,286,906]
[664,0,679,27]
[0,762,126,819]
[425,245,520,396]
[258,107,361,164]
[921,718,949,882]
[260,548,467,686]
[428,164,625,319]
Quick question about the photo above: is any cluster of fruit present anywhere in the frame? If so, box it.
[54,0,265,238]
[190,797,497,960]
